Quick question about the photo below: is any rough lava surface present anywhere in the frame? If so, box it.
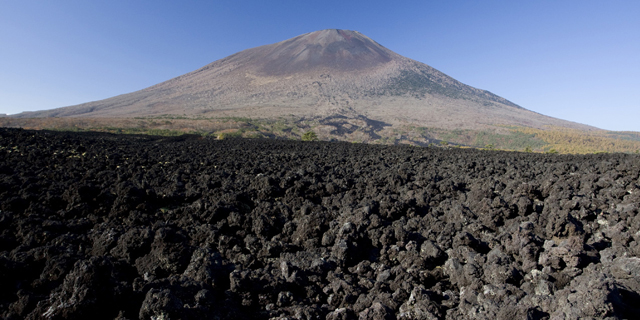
[1,128,640,319]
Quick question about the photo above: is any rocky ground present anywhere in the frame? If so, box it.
[1,128,640,320]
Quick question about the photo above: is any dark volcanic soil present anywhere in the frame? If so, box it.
[1,128,640,320]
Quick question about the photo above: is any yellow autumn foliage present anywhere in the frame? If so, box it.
[515,126,640,154]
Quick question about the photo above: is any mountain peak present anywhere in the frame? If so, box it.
[298,29,372,45]
[252,29,396,75]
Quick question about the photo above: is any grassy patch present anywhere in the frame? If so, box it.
[473,130,546,151]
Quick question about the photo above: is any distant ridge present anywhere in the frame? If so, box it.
[14,29,595,131]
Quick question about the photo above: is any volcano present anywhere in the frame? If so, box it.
[14,29,592,131]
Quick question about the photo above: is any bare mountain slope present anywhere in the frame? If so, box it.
[15,29,593,131]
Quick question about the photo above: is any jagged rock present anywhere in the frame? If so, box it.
[1,128,640,319]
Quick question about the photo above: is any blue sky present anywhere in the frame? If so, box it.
[1,1,638,131]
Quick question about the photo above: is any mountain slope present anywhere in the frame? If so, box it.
[15,29,594,131]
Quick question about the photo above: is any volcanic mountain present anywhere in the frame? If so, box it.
[15,29,592,131]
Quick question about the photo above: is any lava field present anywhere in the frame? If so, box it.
[1,128,640,320]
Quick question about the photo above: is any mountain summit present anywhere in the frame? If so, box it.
[15,29,592,131]
[250,29,394,75]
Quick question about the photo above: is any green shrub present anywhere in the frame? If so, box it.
[301,131,318,141]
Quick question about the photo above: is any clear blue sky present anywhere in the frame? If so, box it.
[1,1,638,131]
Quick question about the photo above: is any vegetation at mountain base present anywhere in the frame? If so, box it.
[514,126,640,154]
[431,128,546,151]
[2,116,640,154]
[301,131,319,141]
